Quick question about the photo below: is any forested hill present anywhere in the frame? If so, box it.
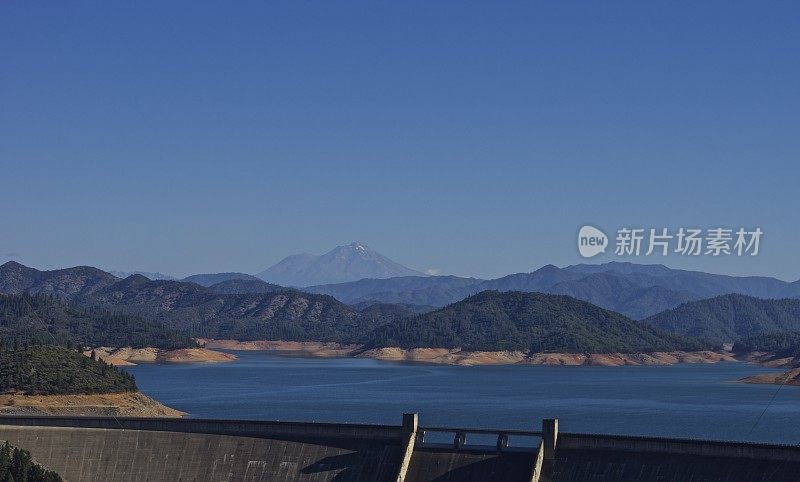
[79,275,379,342]
[0,261,117,298]
[188,291,379,342]
[733,332,800,359]
[0,264,389,344]
[0,293,193,349]
[357,302,423,323]
[0,345,136,395]
[364,290,708,353]
[182,272,261,287]
[208,278,289,295]
[644,294,800,344]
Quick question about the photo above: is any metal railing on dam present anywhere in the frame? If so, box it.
[2,415,800,482]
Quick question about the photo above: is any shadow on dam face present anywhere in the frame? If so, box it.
[0,417,404,482]
[2,415,800,482]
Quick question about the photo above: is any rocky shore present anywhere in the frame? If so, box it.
[357,348,735,366]
[740,368,800,387]
[736,352,800,386]
[87,347,238,366]
[199,339,737,367]
[198,339,359,358]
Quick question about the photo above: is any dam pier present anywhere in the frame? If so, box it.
[2,414,799,481]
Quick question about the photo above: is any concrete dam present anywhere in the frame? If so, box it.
[2,415,800,482]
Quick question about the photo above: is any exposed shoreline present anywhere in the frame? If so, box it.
[88,347,238,366]
[740,368,800,387]
[198,339,737,367]
[736,352,800,386]
[0,391,185,417]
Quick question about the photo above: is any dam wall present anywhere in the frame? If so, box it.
[558,432,800,462]
[551,431,800,482]
[2,415,800,482]
[0,416,405,482]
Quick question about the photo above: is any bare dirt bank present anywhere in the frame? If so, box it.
[734,350,800,386]
[0,392,185,417]
[198,339,736,366]
[360,348,736,366]
[89,347,237,365]
[737,351,798,368]
[740,368,800,387]
[198,339,360,358]
[356,347,528,366]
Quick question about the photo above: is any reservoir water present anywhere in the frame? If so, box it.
[125,351,800,445]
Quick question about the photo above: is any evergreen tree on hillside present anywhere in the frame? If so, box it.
[0,346,136,395]
[364,290,708,353]
[0,442,62,482]
[646,294,800,344]
[0,293,193,349]
[733,331,800,358]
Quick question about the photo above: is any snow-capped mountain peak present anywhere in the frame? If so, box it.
[257,242,424,287]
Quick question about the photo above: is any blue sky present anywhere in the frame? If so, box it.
[1,1,798,280]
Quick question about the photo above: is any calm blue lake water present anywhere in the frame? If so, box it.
[125,351,800,444]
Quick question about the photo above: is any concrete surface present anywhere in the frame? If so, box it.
[2,416,800,482]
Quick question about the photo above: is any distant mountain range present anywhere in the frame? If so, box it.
[4,260,800,352]
[0,263,378,343]
[308,262,800,319]
[12,242,799,322]
[257,242,424,286]
[4,259,800,322]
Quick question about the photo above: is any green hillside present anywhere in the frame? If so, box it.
[81,277,384,342]
[645,294,800,344]
[733,331,800,358]
[0,345,136,395]
[0,293,193,349]
[364,290,707,353]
